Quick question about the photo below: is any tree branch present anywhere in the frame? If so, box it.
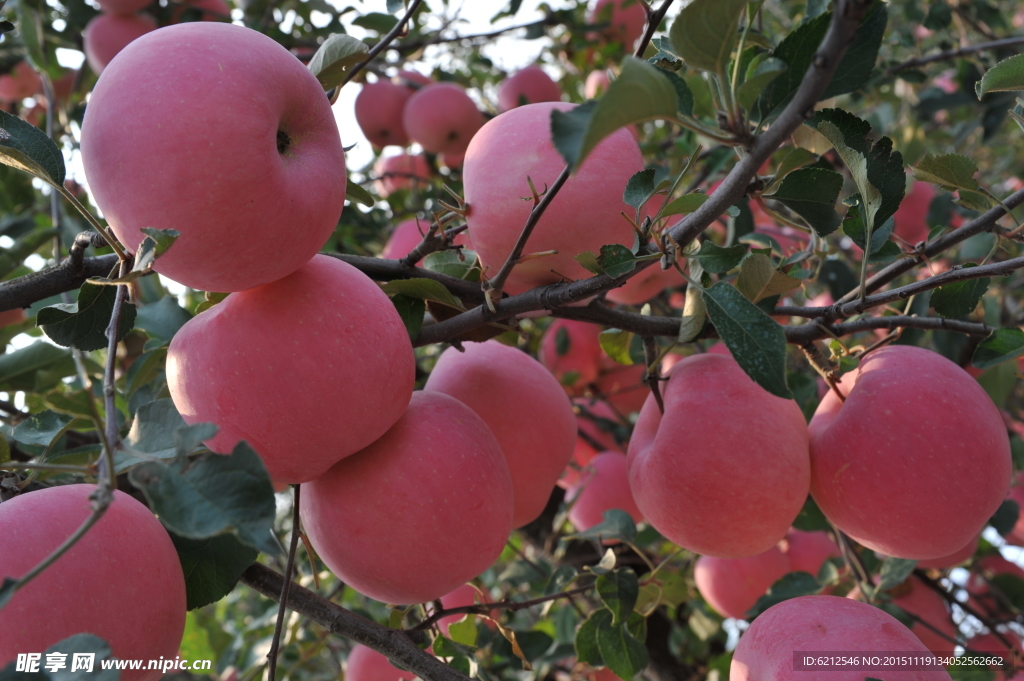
[240,563,472,681]
[0,254,119,313]
[342,0,426,86]
[888,35,1024,74]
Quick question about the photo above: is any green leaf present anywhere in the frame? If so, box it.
[447,615,478,647]
[352,12,398,33]
[0,227,60,279]
[809,109,904,237]
[11,409,74,448]
[574,608,609,667]
[599,244,643,279]
[131,227,180,274]
[990,499,1020,537]
[422,250,481,282]
[747,571,820,619]
[134,296,193,342]
[129,441,280,555]
[657,69,694,117]
[973,328,1024,369]
[0,341,74,392]
[661,193,709,217]
[792,496,830,532]
[551,58,678,170]
[308,34,370,90]
[0,109,65,188]
[668,0,747,74]
[703,282,791,399]
[37,282,137,352]
[346,178,375,207]
[43,634,119,681]
[14,1,44,74]
[600,328,635,366]
[877,557,917,592]
[386,0,404,12]
[170,530,259,611]
[597,569,640,626]
[754,3,887,121]
[931,264,989,318]
[976,53,1024,98]
[695,241,747,274]
[767,167,843,236]
[391,294,425,341]
[737,56,787,111]
[913,153,981,194]
[565,509,638,544]
[624,169,657,209]
[545,565,578,596]
[117,399,192,462]
[735,253,801,303]
[380,278,465,310]
[597,616,649,679]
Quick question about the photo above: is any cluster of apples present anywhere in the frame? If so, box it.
[82,0,230,75]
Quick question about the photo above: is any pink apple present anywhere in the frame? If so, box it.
[782,529,840,578]
[402,82,483,155]
[605,264,684,305]
[345,645,415,681]
[374,153,431,197]
[731,595,953,681]
[441,151,464,170]
[395,69,432,88]
[497,66,562,111]
[539,319,603,390]
[83,13,157,76]
[560,399,624,489]
[0,61,42,102]
[915,534,979,570]
[356,79,413,148]
[809,346,1010,559]
[567,452,643,534]
[850,577,956,655]
[463,102,643,295]
[0,485,186,681]
[587,0,647,49]
[628,354,810,557]
[167,255,415,483]
[424,340,576,527]
[694,547,791,619]
[81,22,346,292]
[584,70,611,99]
[300,391,514,604]
[593,363,648,415]
[438,584,479,635]
[893,179,936,244]
[380,218,471,260]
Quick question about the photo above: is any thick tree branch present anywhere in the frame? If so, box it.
[888,35,1024,74]
[0,254,119,313]
[329,254,484,304]
[240,563,471,681]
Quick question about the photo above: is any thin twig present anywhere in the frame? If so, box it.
[267,485,302,681]
[888,35,1024,74]
[342,0,426,86]
[409,584,594,632]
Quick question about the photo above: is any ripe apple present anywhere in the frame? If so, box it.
[0,61,42,102]
[731,595,952,681]
[356,79,413,148]
[587,0,647,49]
[440,151,464,170]
[782,529,840,578]
[539,319,603,390]
[560,398,625,488]
[966,554,1024,615]
[81,22,346,292]
[380,218,471,260]
[0,485,186,681]
[893,179,936,245]
[0,308,25,328]
[438,584,479,635]
[345,645,415,681]
[82,13,157,76]
[424,340,576,527]
[566,452,643,533]
[694,546,791,619]
[497,66,562,111]
[167,255,415,484]
[809,345,1010,559]
[584,70,611,99]
[300,391,514,604]
[402,82,483,155]
[628,354,810,557]
[849,577,957,655]
[374,153,431,198]
[463,102,643,295]
[593,363,648,415]
[395,69,432,88]
[914,534,979,570]
[605,264,683,306]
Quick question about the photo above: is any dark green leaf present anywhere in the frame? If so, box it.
[0,342,74,392]
[117,399,216,471]
[37,282,137,352]
[657,69,694,117]
[877,557,917,591]
[624,169,657,209]
[380,278,464,310]
[351,12,398,33]
[545,565,578,596]
[171,530,259,610]
[973,328,1024,369]
[819,259,858,300]
[575,609,609,666]
[565,509,638,544]
[976,53,1024,98]
[792,496,830,532]
[599,244,641,279]
[0,109,65,187]
[391,294,425,341]
[747,571,820,618]
[661,193,709,217]
[422,249,481,282]
[668,0,747,74]
[386,0,404,12]
[134,228,180,274]
[0,227,60,279]
[703,282,792,399]
[308,34,370,90]
[737,56,787,111]
[129,441,280,555]
[551,58,677,170]
[695,242,746,274]
[346,178,375,207]
[768,167,843,236]
[648,37,683,71]
[931,264,989,318]
[134,296,192,341]
[597,569,639,626]
[596,617,649,679]
[11,409,74,447]
[923,1,952,30]
[990,499,1020,537]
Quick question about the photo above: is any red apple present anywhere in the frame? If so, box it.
[628,354,810,557]
[402,82,483,155]
[167,255,415,483]
[915,534,979,570]
[82,13,158,76]
[300,391,514,604]
[345,645,415,681]
[497,66,562,111]
[374,153,431,197]
[539,319,603,390]
[782,529,840,578]
[567,452,643,534]
[587,0,647,49]
[593,363,648,415]
[893,179,936,245]
[850,577,957,656]
[81,22,346,292]
[694,547,791,619]
[0,61,42,102]
[584,70,610,99]
[356,79,413,148]
[809,345,1010,559]
[0,485,186,681]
